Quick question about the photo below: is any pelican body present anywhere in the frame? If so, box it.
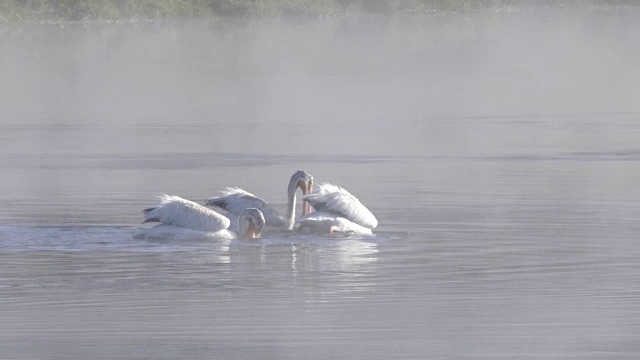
[206,170,314,231]
[298,183,377,235]
[139,195,265,240]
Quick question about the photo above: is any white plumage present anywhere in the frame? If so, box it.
[300,182,378,235]
[144,194,230,232]
[206,170,314,231]
[297,212,373,235]
[206,187,286,228]
[138,195,265,240]
[138,224,236,240]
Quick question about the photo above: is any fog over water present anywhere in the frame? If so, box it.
[1,7,640,359]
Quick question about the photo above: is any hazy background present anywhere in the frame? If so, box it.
[1,7,640,224]
[2,8,640,153]
[1,4,640,359]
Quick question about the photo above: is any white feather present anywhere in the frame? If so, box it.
[206,187,286,227]
[298,212,373,235]
[303,183,378,230]
[144,194,230,232]
[136,224,235,240]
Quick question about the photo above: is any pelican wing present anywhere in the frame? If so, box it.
[144,194,230,232]
[303,183,378,229]
[206,187,285,227]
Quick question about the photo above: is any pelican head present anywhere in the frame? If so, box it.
[287,170,314,217]
[237,208,266,240]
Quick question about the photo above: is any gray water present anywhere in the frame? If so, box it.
[1,9,640,359]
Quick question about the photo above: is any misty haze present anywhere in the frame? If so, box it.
[1,3,639,359]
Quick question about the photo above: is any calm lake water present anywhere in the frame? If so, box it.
[1,9,640,359]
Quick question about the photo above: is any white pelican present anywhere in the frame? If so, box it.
[205,170,314,231]
[138,194,265,240]
[298,183,378,235]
